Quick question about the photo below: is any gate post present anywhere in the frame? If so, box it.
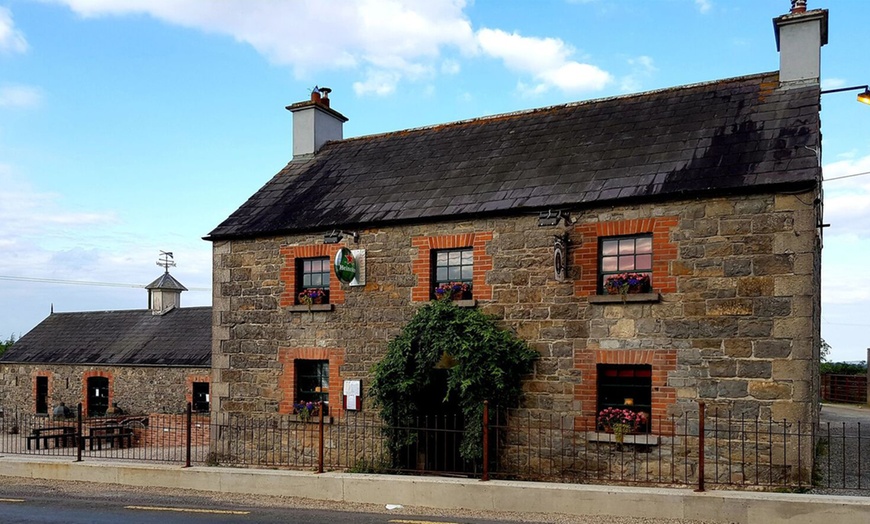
[76,403,83,462]
[185,402,192,468]
[482,400,489,481]
[695,401,705,492]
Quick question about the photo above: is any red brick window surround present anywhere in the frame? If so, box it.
[573,217,678,297]
[411,232,493,302]
[82,370,113,417]
[574,349,676,433]
[279,244,346,307]
[33,371,53,414]
[186,374,211,411]
[278,347,345,416]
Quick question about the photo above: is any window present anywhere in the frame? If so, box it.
[35,376,49,414]
[296,359,329,411]
[599,234,652,293]
[86,376,109,417]
[192,382,210,412]
[298,257,330,304]
[597,364,651,432]
[433,248,473,299]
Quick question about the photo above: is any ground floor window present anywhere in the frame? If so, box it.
[192,382,210,412]
[87,376,109,417]
[296,359,329,411]
[35,376,48,414]
[597,364,651,431]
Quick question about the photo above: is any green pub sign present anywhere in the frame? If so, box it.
[334,247,358,284]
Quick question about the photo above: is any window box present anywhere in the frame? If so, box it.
[287,414,334,424]
[588,292,661,304]
[287,304,335,313]
[585,431,661,446]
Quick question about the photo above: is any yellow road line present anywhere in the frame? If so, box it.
[0,498,25,503]
[125,505,250,515]
[389,520,460,524]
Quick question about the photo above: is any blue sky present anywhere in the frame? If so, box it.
[1,0,868,361]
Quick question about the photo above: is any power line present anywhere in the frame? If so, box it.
[0,275,210,292]
[825,170,870,182]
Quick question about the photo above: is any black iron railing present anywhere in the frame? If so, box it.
[1,402,867,494]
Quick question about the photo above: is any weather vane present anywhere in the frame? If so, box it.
[156,251,176,273]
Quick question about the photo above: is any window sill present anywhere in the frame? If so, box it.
[454,299,477,308]
[288,304,335,313]
[588,292,661,304]
[585,431,660,446]
[288,414,334,424]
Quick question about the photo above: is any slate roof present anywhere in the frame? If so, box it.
[207,72,821,240]
[0,307,211,367]
[146,272,188,291]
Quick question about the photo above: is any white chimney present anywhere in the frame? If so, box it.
[286,87,348,158]
[773,3,828,87]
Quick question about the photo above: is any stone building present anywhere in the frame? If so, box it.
[205,6,825,465]
[0,268,211,417]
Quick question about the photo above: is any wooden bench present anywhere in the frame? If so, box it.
[26,426,76,450]
[82,425,133,450]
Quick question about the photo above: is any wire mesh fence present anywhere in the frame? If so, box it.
[1,402,868,493]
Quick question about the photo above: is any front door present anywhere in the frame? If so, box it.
[87,377,109,417]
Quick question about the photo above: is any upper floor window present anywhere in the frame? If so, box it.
[599,235,652,294]
[298,257,330,304]
[433,248,473,300]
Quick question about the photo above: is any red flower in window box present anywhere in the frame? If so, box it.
[598,407,648,443]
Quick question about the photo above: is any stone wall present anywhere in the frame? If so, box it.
[211,190,821,428]
[0,363,210,415]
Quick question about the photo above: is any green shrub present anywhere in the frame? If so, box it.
[370,300,538,463]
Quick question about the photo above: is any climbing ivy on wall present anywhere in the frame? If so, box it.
[370,299,538,462]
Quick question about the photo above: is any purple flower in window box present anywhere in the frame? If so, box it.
[298,288,327,307]
[434,282,471,301]
[604,273,651,296]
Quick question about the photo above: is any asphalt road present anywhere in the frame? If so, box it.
[0,476,714,524]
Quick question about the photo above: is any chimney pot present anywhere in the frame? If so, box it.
[791,0,807,14]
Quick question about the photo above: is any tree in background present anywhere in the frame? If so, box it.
[820,338,831,363]
[0,334,16,358]
[818,338,868,375]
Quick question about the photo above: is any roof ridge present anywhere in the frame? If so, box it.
[332,71,779,145]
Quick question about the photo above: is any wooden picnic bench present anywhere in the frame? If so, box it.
[82,424,133,450]
[26,426,76,450]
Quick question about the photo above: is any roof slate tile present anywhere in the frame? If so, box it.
[207,73,821,240]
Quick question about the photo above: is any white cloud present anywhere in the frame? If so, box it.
[823,156,870,237]
[0,6,28,54]
[353,70,402,96]
[821,78,847,91]
[48,1,614,97]
[0,84,43,108]
[694,0,713,14]
[48,0,476,97]
[441,59,461,75]
[476,28,611,95]
[619,55,657,92]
